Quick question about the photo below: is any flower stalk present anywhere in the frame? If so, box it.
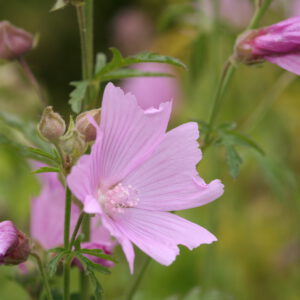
[30,253,53,300]
[203,0,273,149]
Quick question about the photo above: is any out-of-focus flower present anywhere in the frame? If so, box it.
[67,83,224,273]
[122,63,180,110]
[111,8,154,56]
[290,0,300,17]
[0,21,33,61]
[201,0,253,29]
[233,17,300,75]
[31,165,115,266]
[38,106,66,142]
[0,221,30,265]
[76,109,101,142]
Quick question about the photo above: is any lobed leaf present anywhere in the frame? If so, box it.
[69,81,89,113]
[75,253,111,275]
[101,68,173,82]
[225,144,242,179]
[32,166,60,174]
[79,248,117,262]
[48,250,69,277]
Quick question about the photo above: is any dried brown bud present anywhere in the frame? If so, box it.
[75,109,101,142]
[38,106,66,142]
[0,221,30,265]
[0,21,33,61]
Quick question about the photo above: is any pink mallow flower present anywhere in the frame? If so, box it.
[122,63,180,110]
[0,221,30,265]
[67,83,224,273]
[31,166,115,266]
[234,17,300,75]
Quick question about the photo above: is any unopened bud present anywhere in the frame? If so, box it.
[0,221,30,265]
[60,128,86,159]
[38,106,66,142]
[75,109,101,142]
[0,21,33,61]
[232,30,264,65]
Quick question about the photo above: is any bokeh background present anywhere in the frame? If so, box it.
[1,0,300,299]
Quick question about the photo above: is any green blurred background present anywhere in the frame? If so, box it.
[1,0,300,299]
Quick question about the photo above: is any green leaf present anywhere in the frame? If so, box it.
[95,53,107,74]
[32,166,60,174]
[221,131,264,155]
[48,250,69,277]
[126,52,186,69]
[48,247,65,253]
[95,48,186,79]
[89,271,103,300]
[101,68,173,81]
[79,249,117,262]
[0,112,47,148]
[225,144,242,179]
[75,253,110,275]
[26,147,59,165]
[69,81,89,113]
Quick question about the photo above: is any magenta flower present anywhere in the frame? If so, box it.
[67,83,224,273]
[234,17,300,75]
[122,63,180,110]
[31,165,115,266]
[0,221,30,265]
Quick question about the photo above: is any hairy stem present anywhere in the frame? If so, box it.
[30,253,53,300]
[75,0,95,111]
[63,187,72,300]
[70,212,86,248]
[125,257,151,300]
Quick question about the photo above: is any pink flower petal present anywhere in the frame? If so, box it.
[111,208,216,268]
[102,214,135,273]
[123,122,224,211]
[265,53,300,75]
[84,195,102,214]
[0,221,18,258]
[97,82,172,190]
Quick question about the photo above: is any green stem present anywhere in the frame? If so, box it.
[64,187,72,250]
[75,0,95,111]
[204,61,235,149]
[63,186,72,300]
[247,0,273,30]
[70,212,86,249]
[30,253,53,300]
[203,0,273,150]
[125,257,151,300]
[63,256,73,300]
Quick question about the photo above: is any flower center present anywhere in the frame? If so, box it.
[98,183,139,213]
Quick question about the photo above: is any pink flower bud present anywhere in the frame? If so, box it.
[38,106,66,142]
[233,17,300,75]
[0,221,30,265]
[0,21,33,61]
[75,109,101,142]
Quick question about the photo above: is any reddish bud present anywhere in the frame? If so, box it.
[75,109,101,142]
[0,221,30,265]
[0,21,33,61]
[38,106,66,142]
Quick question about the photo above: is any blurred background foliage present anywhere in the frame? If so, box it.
[1,0,300,299]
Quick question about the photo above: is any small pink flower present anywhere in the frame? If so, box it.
[0,21,33,60]
[0,221,30,265]
[234,17,300,75]
[67,83,224,273]
[122,63,180,110]
[31,164,115,267]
